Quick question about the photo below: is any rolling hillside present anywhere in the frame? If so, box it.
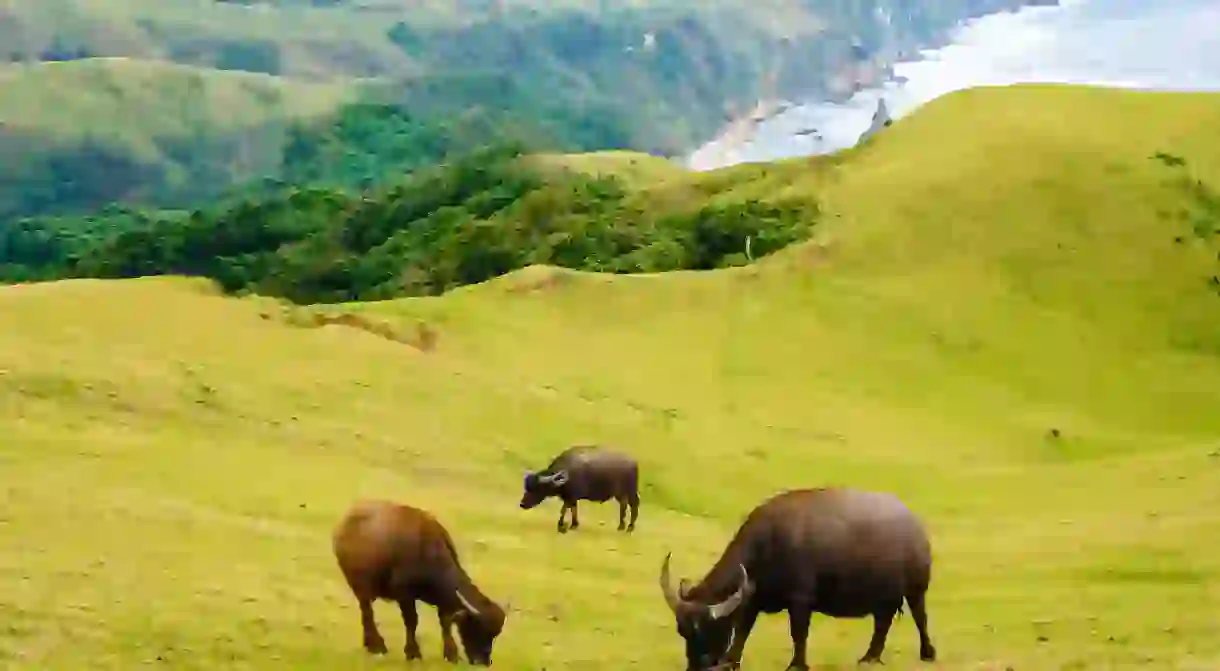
[2,85,1218,670]
[0,59,356,217]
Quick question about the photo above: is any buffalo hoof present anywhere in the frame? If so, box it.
[557,523,569,533]
[364,638,388,655]
[443,645,460,664]
[405,644,422,661]
[617,523,625,531]
[920,644,937,662]
[857,655,884,665]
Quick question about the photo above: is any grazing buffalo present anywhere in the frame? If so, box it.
[519,444,640,533]
[658,487,937,670]
[332,499,509,666]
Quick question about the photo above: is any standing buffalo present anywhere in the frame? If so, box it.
[658,487,937,670]
[332,499,509,666]
[518,444,640,533]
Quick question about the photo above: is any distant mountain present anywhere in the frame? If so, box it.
[0,0,1057,219]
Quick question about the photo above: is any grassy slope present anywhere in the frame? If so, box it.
[3,85,1220,670]
[0,0,416,78]
[0,59,352,158]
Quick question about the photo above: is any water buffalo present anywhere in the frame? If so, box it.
[518,444,640,533]
[658,487,936,670]
[332,499,509,665]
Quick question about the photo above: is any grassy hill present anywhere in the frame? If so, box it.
[3,84,1219,670]
[0,59,351,151]
[0,59,355,217]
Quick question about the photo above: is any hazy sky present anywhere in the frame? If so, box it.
[687,0,1220,169]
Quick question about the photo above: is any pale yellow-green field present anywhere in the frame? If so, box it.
[0,59,353,160]
[3,84,1220,670]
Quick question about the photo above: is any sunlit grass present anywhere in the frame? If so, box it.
[3,85,1220,670]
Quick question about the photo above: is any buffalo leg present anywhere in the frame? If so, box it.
[437,612,460,663]
[785,604,812,670]
[398,598,422,660]
[568,500,580,530]
[556,503,570,533]
[858,607,898,664]
[616,496,627,531]
[907,591,937,662]
[627,491,639,532]
[726,602,761,668]
[358,597,388,654]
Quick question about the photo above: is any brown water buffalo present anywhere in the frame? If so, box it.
[658,487,936,670]
[518,444,640,533]
[332,499,509,666]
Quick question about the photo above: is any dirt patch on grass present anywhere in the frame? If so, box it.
[273,309,438,352]
[502,265,574,294]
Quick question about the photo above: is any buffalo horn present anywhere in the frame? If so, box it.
[659,551,682,613]
[455,589,481,616]
[544,470,569,486]
[706,564,750,620]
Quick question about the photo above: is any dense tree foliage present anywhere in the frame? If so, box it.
[1,143,819,302]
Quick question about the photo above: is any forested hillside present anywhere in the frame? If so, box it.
[0,143,820,302]
[0,0,1054,219]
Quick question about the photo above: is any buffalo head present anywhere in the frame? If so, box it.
[453,590,510,666]
[659,552,752,671]
[519,469,569,509]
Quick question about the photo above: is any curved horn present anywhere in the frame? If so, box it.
[455,589,481,616]
[707,564,751,620]
[659,551,682,613]
[546,470,569,486]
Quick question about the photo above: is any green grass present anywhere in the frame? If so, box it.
[4,84,1220,670]
[529,150,691,189]
[0,58,353,159]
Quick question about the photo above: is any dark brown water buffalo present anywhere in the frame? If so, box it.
[518,444,640,533]
[332,499,509,665]
[658,487,936,670]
